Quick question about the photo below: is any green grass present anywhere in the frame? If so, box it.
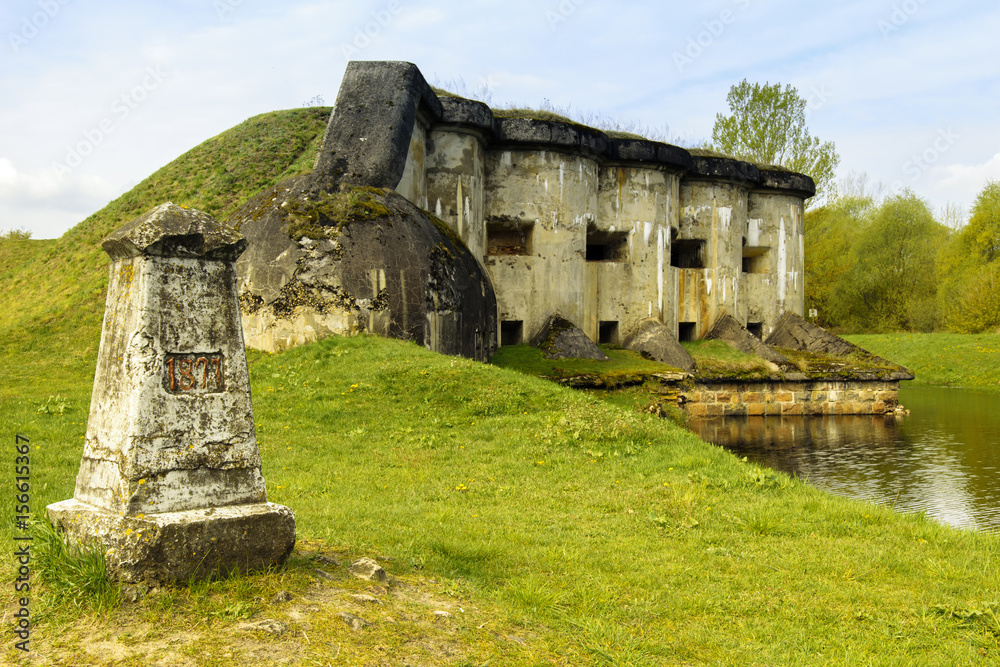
[490,344,683,385]
[683,339,776,379]
[3,106,1000,663]
[4,334,1000,664]
[845,333,1000,391]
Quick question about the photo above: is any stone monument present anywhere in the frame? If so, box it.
[47,202,295,582]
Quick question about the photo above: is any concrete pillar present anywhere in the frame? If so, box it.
[47,202,295,583]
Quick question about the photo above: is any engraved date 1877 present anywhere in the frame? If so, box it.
[164,353,224,393]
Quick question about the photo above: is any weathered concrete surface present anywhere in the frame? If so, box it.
[47,203,295,582]
[298,61,817,352]
[313,60,442,191]
[234,60,820,359]
[766,311,857,356]
[766,312,915,381]
[622,318,696,372]
[704,314,790,368]
[531,315,609,361]
[232,180,497,361]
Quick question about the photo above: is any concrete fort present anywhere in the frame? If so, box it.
[235,60,814,358]
[47,203,295,583]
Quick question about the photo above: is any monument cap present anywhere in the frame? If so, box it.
[102,202,247,262]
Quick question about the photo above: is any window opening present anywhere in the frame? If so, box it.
[500,320,523,346]
[598,321,619,345]
[586,230,629,262]
[671,240,705,269]
[487,222,532,256]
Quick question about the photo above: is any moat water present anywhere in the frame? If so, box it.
[688,386,1000,532]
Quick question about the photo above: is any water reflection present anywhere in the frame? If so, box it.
[688,386,1000,531]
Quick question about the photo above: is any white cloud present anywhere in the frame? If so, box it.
[932,153,1000,206]
[0,157,119,237]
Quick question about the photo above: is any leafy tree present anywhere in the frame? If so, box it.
[939,181,1000,332]
[838,191,944,332]
[945,261,1000,333]
[804,194,872,328]
[712,79,840,204]
[960,180,1000,262]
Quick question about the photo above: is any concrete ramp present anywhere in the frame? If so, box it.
[766,312,915,380]
[705,314,791,368]
[622,318,696,372]
[531,315,609,361]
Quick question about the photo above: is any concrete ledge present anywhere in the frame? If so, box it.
[47,499,296,583]
[688,155,761,185]
[316,60,815,197]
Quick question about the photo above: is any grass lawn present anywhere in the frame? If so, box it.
[845,333,1000,391]
[3,333,1000,665]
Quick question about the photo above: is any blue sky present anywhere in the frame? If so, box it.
[2,0,998,238]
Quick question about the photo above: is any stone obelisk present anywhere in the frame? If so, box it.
[48,203,295,582]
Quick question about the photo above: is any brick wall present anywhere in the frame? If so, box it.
[682,380,902,417]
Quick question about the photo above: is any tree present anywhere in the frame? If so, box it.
[938,180,1000,332]
[712,79,840,204]
[838,191,944,332]
[804,193,872,328]
[961,180,1000,262]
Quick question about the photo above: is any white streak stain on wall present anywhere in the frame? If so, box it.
[747,217,762,246]
[778,216,787,304]
[657,227,665,317]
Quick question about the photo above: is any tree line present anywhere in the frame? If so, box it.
[710,78,998,334]
[805,180,1000,333]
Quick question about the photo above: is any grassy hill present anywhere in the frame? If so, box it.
[2,109,1000,665]
[0,107,329,400]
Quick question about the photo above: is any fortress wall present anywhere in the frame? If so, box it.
[678,178,750,339]
[746,190,806,337]
[425,128,487,257]
[591,166,678,342]
[483,149,599,341]
[311,61,816,351]
[394,118,429,211]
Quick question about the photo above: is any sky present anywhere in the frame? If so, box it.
[2,0,999,239]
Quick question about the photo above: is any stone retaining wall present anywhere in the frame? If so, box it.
[682,379,902,417]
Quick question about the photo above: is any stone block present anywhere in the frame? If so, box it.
[687,404,707,418]
[765,403,782,416]
[782,402,804,416]
[747,403,766,416]
[872,400,886,415]
[776,392,794,403]
[48,499,295,583]
[705,403,725,417]
[743,392,760,403]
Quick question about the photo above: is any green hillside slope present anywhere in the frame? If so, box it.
[0,107,329,397]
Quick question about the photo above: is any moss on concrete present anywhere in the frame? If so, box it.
[776,347,905,380]
[285,186,391,240]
